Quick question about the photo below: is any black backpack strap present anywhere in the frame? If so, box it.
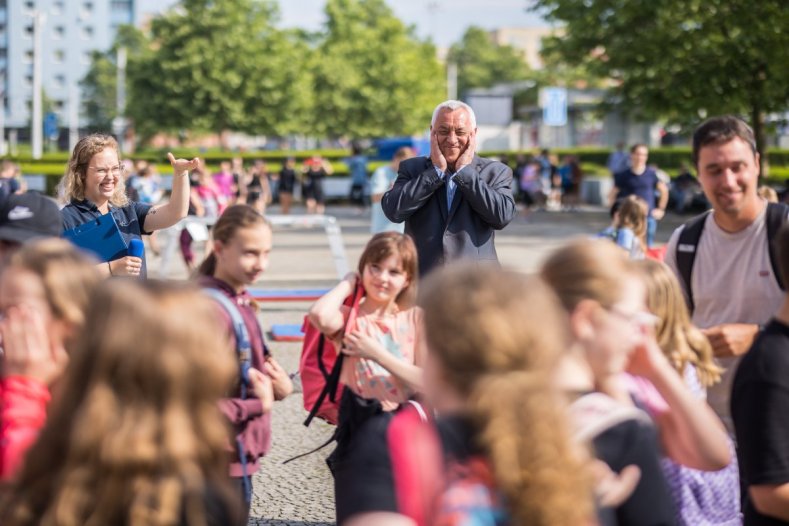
[303,337,346,427]
[766,202,789,290]
[676,211,711,314]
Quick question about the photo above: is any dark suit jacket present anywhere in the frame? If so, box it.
[381,155,516,275]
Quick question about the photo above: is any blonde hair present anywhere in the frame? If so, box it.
[615,195,648,250]
[636,259,722,387]
[541,238,635,313]
[8,238,101,337]
[419,264,593,525]
[758,186,778,203]
[62,134,129,206]
[0,280,239,526]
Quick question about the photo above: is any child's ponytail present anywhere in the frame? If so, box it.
[195,204,270,277]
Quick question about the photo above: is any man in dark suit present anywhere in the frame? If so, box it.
[382,100,516,275]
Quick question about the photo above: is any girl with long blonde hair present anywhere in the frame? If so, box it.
[0,280,244,526]
[637,259,722,388]
[636,259,739,525]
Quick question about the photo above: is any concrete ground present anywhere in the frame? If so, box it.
[144,203,688,526]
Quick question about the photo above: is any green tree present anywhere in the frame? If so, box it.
[447,26,531,98]
[128,0,312,142]
[531,0,789,157]
[81,26,150,131]
[312,0,445,138]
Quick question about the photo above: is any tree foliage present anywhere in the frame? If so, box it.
[447,26,531,98]
[127,0,311,140]
[84,0,447,143]
[531,0,789,153]
[80,26,149,131]
[311,0,445,138]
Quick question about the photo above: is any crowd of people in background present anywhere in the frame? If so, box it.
[1,113,789,526]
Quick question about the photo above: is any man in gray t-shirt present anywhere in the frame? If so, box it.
[664,116,783,433]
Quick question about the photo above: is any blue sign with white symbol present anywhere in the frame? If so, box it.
[541,87,568,127]
[43,112,58,139]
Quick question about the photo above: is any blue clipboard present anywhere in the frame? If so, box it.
[63,212,128,262]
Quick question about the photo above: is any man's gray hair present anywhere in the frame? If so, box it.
[431,100,477,129]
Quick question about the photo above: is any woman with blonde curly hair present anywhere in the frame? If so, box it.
[0,280,244,526]
[60,133,198,278]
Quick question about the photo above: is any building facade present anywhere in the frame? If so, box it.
[1,0,134,131]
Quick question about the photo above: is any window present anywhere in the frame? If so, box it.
[23,49,33,63]
[52,1,64,15]
[24,75,32,87]
[53,25,64,39]
[81,26,93,39]
[81,51,91,64]
[23,25,33,38]
[54,74,65,88]
[80,1,93,19]
[53,49,64,63]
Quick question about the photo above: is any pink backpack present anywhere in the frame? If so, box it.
[299,284,363,426]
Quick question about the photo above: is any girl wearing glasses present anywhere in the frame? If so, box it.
[60,134,198,278]
[541,239,730,525]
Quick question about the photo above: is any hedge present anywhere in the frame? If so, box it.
[10,146,789,197]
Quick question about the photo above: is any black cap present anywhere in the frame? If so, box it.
[0,192,63,244]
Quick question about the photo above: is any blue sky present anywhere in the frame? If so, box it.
[136,0,547,48]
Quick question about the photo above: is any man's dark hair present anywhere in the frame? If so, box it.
[692,116,757,166]
[777,224,789,288]
[630,143,648,153]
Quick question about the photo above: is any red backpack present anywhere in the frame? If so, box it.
[299,284,364,426]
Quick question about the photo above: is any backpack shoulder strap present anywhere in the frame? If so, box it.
[569,393,651,443]
[676,211,711,313]
[204,288,252,395]
[766,202,789,290]
[388,402,443,525]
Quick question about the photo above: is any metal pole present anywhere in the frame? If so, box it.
[0,71,6,156]
[115,47,127,152]
[447,62,457,100]
[31,11,44,159]
[68,82,79,152]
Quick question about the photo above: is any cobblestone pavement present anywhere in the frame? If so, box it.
[145,203,686,525]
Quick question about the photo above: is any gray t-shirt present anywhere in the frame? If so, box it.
[665,207,784,434]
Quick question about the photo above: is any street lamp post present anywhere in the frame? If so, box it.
[31,11,45,160]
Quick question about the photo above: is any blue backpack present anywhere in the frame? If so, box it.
[203,288,254,502]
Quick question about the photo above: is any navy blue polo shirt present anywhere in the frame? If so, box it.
[614,168,659,211]
[61,198,152,278]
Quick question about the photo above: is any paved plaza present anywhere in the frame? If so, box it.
[145,204,686,525]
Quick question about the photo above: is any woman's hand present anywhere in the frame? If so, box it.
[248,367,274,414]
[108,256,142,277]
[342,330,384,362]
[167,152,200,177]
[1,306,67,385]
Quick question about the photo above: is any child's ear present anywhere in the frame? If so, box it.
[213,239,226,256]
[569,299,598,342]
